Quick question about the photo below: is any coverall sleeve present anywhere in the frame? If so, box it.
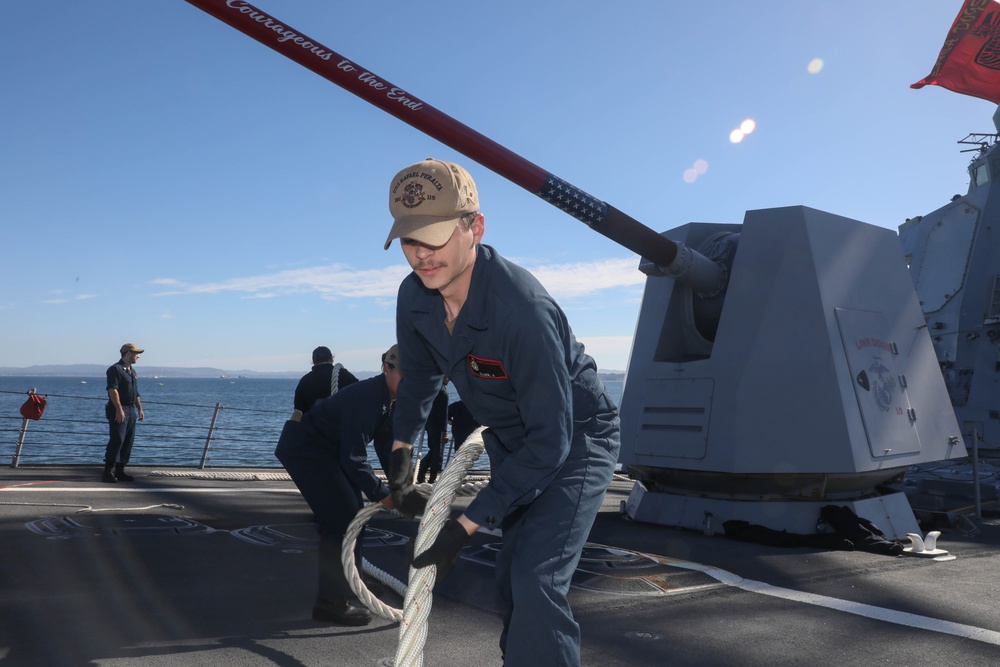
[337,402,389,502]
[106,365,119,392]
[393,279,446,445]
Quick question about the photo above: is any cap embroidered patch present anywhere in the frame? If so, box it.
[467,355,507,379]
[401,180,430,209]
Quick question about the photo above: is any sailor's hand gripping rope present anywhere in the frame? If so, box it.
[342,428,488,667]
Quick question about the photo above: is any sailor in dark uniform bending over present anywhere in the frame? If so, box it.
[383,158,620,666]
[275,345,400,626]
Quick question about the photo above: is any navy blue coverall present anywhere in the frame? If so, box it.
[394,244,621,667]
[293,363,360,415]
[104,361,140,466]
[275,375,393,538]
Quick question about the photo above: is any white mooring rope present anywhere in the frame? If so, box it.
[342,428,488,667]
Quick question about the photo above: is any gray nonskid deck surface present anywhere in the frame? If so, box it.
[2,467,1000,666]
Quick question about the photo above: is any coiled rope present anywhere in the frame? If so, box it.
[342,427,489,667]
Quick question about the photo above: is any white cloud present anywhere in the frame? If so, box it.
[152,264,411,299]
[522,256,644,298]
[41,293,98,304]
[150,256,643,301]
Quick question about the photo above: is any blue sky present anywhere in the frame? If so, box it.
[1,1,996,374]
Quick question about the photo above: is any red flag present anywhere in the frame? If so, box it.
[912,0,1000,104]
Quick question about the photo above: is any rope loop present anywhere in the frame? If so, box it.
[341,428,488,666]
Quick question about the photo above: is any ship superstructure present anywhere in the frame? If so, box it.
[898,106,1000,454]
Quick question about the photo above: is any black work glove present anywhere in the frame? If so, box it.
[411,519,471,583]
[388,448,428,518]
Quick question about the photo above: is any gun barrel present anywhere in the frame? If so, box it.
[184,0,725,292]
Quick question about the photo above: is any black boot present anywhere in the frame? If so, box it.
[312,598,372,626]
[114,464,135,482]
[101,464,117,483]
[313,535,372,626]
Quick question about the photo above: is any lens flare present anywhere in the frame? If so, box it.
[730,118,756,143]
[683,159,709,183]
[808,58,824,74]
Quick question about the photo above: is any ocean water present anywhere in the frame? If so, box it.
[0,376,624,469]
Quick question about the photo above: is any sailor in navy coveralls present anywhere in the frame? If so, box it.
[103,343,146,483]
[274,345,400,627]
[383,159,620,667]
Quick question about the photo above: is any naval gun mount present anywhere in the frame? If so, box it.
[619,205,966,540]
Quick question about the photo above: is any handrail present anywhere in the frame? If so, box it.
[0,386,490,472]
[0,387,286,469]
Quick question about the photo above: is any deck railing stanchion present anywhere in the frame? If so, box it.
[11,388,39,468]
[13,417,29,468]
[200,402,223,469]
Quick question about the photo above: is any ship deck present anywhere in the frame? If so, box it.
[2,465,999,666]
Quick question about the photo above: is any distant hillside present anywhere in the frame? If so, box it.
[0,364,624,381]
[0,364,309,379]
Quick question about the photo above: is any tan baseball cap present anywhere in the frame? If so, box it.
[384,158,479,250]
[120,343,144,355]
[382,344,400,367]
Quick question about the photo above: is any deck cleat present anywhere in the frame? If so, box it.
[903,531,956,561]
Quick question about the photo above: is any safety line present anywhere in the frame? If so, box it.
[0,486,301,494]
[659,555,1000,647]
